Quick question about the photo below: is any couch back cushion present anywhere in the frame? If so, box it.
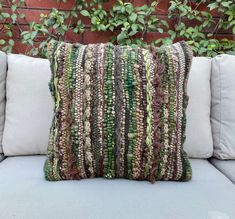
[0,51,7,153]
[211,54,235,159]
[1,53,213,159]
[2,54,53,155]
[184,57,213,158]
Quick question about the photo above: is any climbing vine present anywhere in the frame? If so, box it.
[0,0,234,57]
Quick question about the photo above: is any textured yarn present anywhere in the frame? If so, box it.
[44,40,193,183]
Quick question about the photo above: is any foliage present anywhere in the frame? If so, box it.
[0,0,234,57]
[0,0,25,52]
[166,0,235,56]
[80,1,168,46]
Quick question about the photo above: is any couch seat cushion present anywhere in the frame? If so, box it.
[210,158,235,184]
[0,156,234,219]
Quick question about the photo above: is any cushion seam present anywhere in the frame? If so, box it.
[218,57,222,157]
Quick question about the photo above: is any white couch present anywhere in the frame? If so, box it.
[0,51,234,219]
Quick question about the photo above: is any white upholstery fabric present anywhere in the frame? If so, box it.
[210,158,235,184]
[0,51,7,153]
[184,57,213,158]
[0,156,234,219]
[2,54,54,155]
[211,55,235,159]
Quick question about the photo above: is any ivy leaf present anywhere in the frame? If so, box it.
[31,31,38,40]
[11,5,17,12]
[157,28,164,33]
[129,13,137,22]
[126,39,132,45]
[6,30,13,37]
[71,11,78,18]
[23,32,31,40]
[198,47,207,55]
[126,5,133,14]
[40,28,49,34]
[180,30,185,36]
[168,2,177,11]
[208,3,218,11]
[99,24,106,31]
[138,24,144,31]
[161,20,169,28]
[151,1,157,7]
[73,27,79,33]
[128,30,137,36]
[221,2,230,8]
[19,13,25,19]
[8,39,14,46]
[123,22,130,28]
[109,26,114,31]
[0,40,5,45]
[2,13,10,18]
[131,23,138,31]
[91,16,98,25]
[80,10,90,17]
[117,32,127,42]
[138,16,145,25]
[11,14,17,23]
[168,30,176,39]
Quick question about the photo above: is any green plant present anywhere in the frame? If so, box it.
[166,0,235,56]
[0,0,234,57]
[80,0,169,46]
[0,0,25,52]
[21,5,86,56]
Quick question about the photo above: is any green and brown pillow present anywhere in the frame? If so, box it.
[44,40,193,183]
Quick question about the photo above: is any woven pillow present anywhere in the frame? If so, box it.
[44,40,193,183]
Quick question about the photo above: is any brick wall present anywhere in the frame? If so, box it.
[0,0,233,54]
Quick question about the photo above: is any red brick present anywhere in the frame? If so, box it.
[62,29,83,43]
[24,0,74,10]
[12,39,33,54]
[211,34,234,40]
[156,0,170,14]
[145,32,169,43]
[83,31,114,44]
[19,9,48,24]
